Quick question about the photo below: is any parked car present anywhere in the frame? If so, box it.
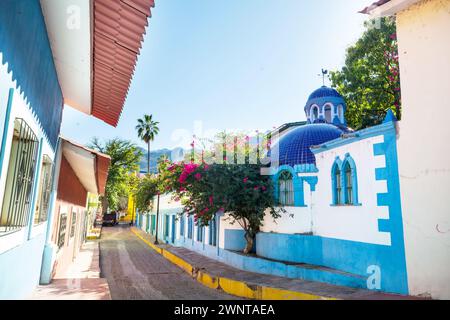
[102,212,118,226]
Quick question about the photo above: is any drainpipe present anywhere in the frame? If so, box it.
[39,138,63,284]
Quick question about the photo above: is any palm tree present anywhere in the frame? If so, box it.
[136,115,160,174]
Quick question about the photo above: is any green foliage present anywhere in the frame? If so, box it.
[330,17,401,130]
[135,175,159,213]
[160,161,284,253]
[89,138,143,212]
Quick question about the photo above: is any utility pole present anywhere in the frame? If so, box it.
[154,193,160,245]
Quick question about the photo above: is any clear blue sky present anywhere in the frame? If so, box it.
[61,0,373,151]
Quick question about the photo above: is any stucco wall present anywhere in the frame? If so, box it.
[396,0,450,299]
[314,135,391,245]
[0,38,57,298]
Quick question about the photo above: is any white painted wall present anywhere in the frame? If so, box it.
[313,135,391,245]
[395,0,450,299]
[260,206,312,234]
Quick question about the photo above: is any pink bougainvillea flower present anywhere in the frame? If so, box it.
[209,195,214,206]
[261,186,267,191]
[243,177,249,183]
[254,186,259,191]
[195,173,202,181]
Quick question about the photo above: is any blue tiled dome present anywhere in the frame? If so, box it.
[308,86,342,100]
[273,124,345,166]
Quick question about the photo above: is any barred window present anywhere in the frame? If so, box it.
[0,119,39,233]
[34,155,53,224]
[278,171,294,206]
[70,211,77,238]
[57,213,67,248]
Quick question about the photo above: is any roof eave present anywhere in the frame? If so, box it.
[360,0,423,17]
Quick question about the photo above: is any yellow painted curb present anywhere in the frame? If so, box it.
[219,277,258,299]
[163,250,193,274]
[131,228,163,254]
[131,227,338,300]
[259,286,337,300]
[197,271,220,290]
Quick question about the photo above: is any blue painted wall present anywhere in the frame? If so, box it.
[224,229,255,253]
[0,0,63,148]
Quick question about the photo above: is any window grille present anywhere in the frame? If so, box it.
[0,119,39,233]
[278,171,294,206]
[34,155,53,224]
[70,211,77,238]
[58,213,67,248]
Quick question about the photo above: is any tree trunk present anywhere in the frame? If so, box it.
[101,196,109,214]
[147,141,151,174]
[243,231,255,254]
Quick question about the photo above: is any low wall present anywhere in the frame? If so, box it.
[256,232,408,295]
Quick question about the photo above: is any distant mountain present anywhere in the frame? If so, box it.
[138,148,174,174]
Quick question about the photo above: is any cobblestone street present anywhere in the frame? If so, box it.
[99,225,239,300]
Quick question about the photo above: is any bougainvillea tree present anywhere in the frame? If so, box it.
[160,161,284,254]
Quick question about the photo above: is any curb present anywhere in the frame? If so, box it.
[131,228,337,300]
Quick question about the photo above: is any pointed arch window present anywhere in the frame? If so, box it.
[332,154,360,206]
[344,162,353,205]
[342,155,359,205]
[278,170,294,206]
[331,160,343,205]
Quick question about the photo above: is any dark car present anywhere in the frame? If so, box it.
[102,212,118,226]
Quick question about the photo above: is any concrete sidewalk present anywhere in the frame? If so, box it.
[29,241,111,300]
[131,227,424,300]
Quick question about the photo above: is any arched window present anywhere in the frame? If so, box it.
[337,105,344,123]
[324,104,332,123]
[278,171,294,206]
[342,155,359,205]
[344,162,353,204]
[332,161,343,205]
[311,106,319,122]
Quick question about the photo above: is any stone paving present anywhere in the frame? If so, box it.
[99,226,240,300]
[132,227,426,300]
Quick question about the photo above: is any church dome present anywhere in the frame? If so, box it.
[308,86,343,100]
[273,123,346,166]
[305,86,347,126]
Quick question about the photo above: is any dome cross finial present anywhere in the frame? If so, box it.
[318,69,328,86]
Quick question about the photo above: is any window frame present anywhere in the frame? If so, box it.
[0,118,40,234]
[278,170,295,206]
[34,155,53,225]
